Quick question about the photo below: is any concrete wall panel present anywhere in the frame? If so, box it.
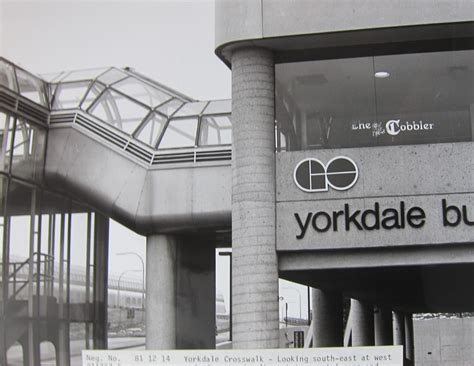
[135,165,231,233]
[277,192,474,250]
[216,0,474,52]
[215,0,263,50]
[46,129,144,223]
[276,143,474,251]
[262,0,474,39]
[415,318,474,365]
[277,143,474,202]
[110,163,148,229]
[44,127,73,182]
[45,126,231,235]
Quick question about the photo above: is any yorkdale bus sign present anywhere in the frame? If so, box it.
[292,156,473,240]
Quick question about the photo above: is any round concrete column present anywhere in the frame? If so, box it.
[404,314,414,362]
[231,47,279,348]
[374,306,393,345]
[393,311,405,346]
[312,288,343,347]
[146,234,177,349]
[351,299,374,346]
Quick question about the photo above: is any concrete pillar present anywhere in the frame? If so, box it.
[0,324,5,365]
[351,299,374,346]
[393,311,405,346]
[93,214,109,350]
[176,240,215,349]
[374,306,393,345]
[404,314,414,363]
[146,235,216,350]
[312,288,343,347]
[231,47,279,348]
[146,234,177,350]
[24,325,40,366]
[57,322,71,366]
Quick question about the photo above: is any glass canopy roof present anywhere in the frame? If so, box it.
[0,58,48,107]
[0,57,232,149]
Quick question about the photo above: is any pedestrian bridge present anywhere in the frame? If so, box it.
[0,57,232,236]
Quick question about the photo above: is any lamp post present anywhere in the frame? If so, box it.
[117,269,141,326]
[117,252,145,316]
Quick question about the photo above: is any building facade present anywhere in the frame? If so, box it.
[215,0,474,364]
[0,1,473,365]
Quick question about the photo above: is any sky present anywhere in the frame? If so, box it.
[0,0,231,101]
[0,0,308,319]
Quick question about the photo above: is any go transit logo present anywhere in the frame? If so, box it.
[293,156,358,193]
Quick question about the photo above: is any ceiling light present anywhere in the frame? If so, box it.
[375,71,390,79]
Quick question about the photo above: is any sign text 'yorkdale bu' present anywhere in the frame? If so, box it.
[292,157,473,240]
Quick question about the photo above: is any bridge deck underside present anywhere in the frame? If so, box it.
[281,262,474,313]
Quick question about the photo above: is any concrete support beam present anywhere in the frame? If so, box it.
[146,235,177,350]
[351,299,374,346]
[231,47,279,348]
[374,306,393,346]
[312,288,343,347]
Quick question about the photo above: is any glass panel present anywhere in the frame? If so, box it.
[0,175,6,301]
[40,71,67,83]
[203,99,231,115]
[39,213,52,297]
[15,68,48,107]
[89,90,150,134]
[0,174,6,216]
[135,112,167,147]
[52,81,90,110]
[0,60,18,91]
[112,77,171,107]
[276,49,474,150]
[51,212,71,302]
[60,67,109,82]
[109,272,144,338]
[11,119,46,182]
[276,57,376,151]
[173,101,207,117]
[97,68,128,86]
[373,50,473,145]
[7,188,41,309]
[8,182,33,264]
[81,82,106,110]
[158,118,198,149]
[156,98,184,117]
[55,213,70,314]
[199,115,232,146]
[0,112,15,173]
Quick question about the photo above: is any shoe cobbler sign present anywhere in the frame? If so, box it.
[351,119,434,137]
[276,145,473,251]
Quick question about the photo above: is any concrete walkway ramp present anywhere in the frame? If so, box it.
[45,110,232,235]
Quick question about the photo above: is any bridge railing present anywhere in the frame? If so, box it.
[0,252,55,301]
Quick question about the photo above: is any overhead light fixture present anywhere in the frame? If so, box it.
[375,71,390,79]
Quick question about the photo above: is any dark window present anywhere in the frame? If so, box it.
[276,49,474,151]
